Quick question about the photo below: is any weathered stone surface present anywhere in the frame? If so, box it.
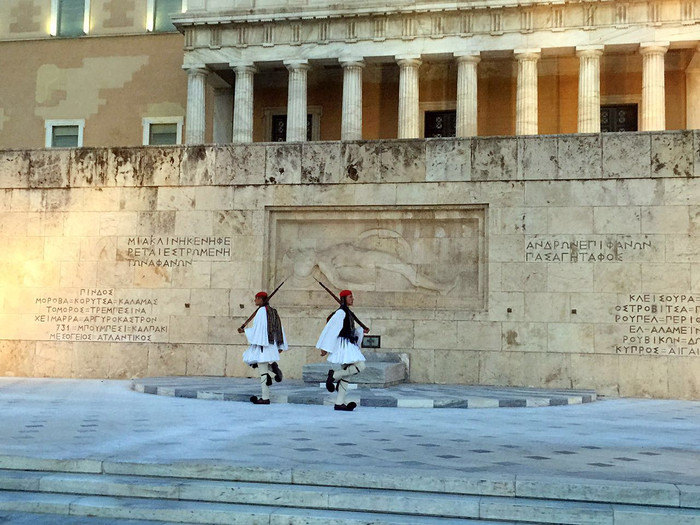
[425,138,470,181]
[265,143,301,184]
[651,130,694,178]
[29,149,70,188]
[518,136,558,180]
[341,141,381,183]
[214,144,265,185]
[602,132,651,178]
[471,137,517,180]
[557,134,602,179]
[302,352,408,387]
[380,140,425,182]
[0,150,30,189]
[301,142,341,183]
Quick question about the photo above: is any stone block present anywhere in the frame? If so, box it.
[524,352,572,388]
[666,235,700,263]
[489,234,524,263]
[547,206,594,234]
[413,320,457,350]
[225,345,253,377]
[557,134,602,179]
[108,148,140,186]
[501,322,547,352]
[547,264,594,293]
[147,344,186,376]
[301,142,341,183]
[380,140,426,182]
[186,345,226,376]
[33,341,73,377]
[570,353,619,394]
[618,355,669,398]
[471,137,517,181]
[667,358,700,400]
[642,205,690,234]
[641,263,691,292]
[547,323,595,353]
[570,180,617,206]
[651,130,694,178]
[156,187,195,211]
[168,316,209,344]
[190,289,229,317]
[523,180,573,206]
[603,132,651,178]
[60,261,98,288]
[524,293,569,322]
[593,264,642,293]
[0,150,30,188]
[679,484,700,509]
[516,475,680,506]
[0,340,35,377]
[29,149,70,188]
[214,144,266,185]
[434,349,479,383]
[426,138,470,181]
[108,344,148,378]
[359,319,414,349]
[180,145,215,185]
[456,321,502,351]
[172,261,212,289]
[593,207,642,234]
[518,135,558,180]
[71,343,111,378]
[405,348,434,382]
[70,148,110,187]
[95,262,133,288]
[498,206,548,235]
[138,147,181,186]
[478,350,526,386]
[501,263,548,292]
[340,141,381,183]
[612,505,700,525]
[488,291,525,322]
[265,143,301,184]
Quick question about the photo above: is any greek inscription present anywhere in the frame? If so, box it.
[121,236,232,267]
[613,294,700,357]
[525,235,654,263]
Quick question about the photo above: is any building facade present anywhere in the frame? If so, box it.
[1,0,699,150]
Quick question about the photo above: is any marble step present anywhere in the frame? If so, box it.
[0,490,545,525]
[302,351,408,387]
[0,469,697,524]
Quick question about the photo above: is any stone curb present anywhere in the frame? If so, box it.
[131,378,598,410]
[0,455,696,510]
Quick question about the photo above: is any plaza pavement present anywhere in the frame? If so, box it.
[0,377,697,487]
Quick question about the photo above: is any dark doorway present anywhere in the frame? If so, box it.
[271,114,314,141]
[424,110,456,138]
[601,104,638,132]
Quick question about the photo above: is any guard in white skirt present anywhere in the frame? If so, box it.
[316,289,369,411]
[237,291,288,405]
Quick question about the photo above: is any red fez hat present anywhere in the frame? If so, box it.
[255,291,268,298]
[339,290,352,298]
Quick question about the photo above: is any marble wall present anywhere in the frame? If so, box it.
[0,131,698,398]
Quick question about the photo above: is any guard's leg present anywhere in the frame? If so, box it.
[250,363,272,404]
[270,362,283,382]
[333,361,366,381]
[333,361,365,409]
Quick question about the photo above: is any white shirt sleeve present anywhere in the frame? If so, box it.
[244,307,269,346]
[315,310,345,353]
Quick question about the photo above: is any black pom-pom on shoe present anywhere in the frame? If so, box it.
[250,396,270,405]
[270,362,283,382]
[265,373,273,386]
[325,370,335,392]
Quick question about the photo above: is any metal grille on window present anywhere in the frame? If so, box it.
[600,104,638,132]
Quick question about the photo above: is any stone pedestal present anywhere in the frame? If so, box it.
[303,351,409,388]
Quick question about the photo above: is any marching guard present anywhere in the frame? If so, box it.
[238,290,287,404]
[316,289,370,411]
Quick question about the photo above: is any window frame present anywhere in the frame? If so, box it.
[147,0,185,32]
[50,0,91,37]
[45,119,85,148]
[142,117,184,146]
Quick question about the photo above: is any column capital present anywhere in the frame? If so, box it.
[339,57,365,68]
[230,62,257,74]
[183,66,209,76]
[640,42,670,55]
[284,59,310,71]
[576,45,604,58]
[454,51,481,64]
[514,48,541,61]
[396,55,422,67]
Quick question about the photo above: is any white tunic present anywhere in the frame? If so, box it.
[242,307,288,365]
[316,309,365,365]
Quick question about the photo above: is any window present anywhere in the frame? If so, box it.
[601,104,638,132]
[45,120,84,148]
[424,110,456,138]
[264,107,322,141]
[143,117,183,145]
[51,0,89,37]
[150,0,182,32]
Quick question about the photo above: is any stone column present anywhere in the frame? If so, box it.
[213,88,233,144]
[284,60,310,142]
[686,47,700,129]
[185,67,208,144]
[340,58,365,141]
[232,63,257,143]
[396,55,422,139]
[576,45,604,133]
[455,52,480,137]
[640,42,669,131]
[514,49,540,136]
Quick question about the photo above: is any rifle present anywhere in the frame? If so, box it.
[314,278,369,332]
[239,279,286,331]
